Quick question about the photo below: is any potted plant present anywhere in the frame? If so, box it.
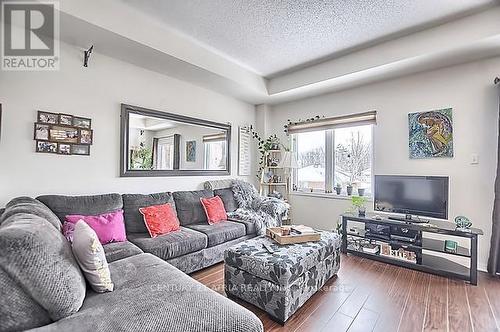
[352,196,368,216]
[346,183,353,196]
[249,128,282,178]
[334,183,342,195]
[358,188,366,196]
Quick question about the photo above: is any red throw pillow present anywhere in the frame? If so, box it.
[200,196,227,224]
[139,203,180,238]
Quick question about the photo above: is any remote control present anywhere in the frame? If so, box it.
[263,243,276,254]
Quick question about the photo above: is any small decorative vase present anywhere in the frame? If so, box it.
[346,185,353,196]
[455,216,472,229]
[358,188,365,196]
[335,187,341,195]
[358,207,366,217]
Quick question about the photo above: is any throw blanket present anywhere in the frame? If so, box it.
[227,180,289,235]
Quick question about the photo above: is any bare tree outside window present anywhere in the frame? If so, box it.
[299,147,325,168]
[334,125,372,191]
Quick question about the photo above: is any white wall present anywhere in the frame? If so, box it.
[269,57,500,271]
[0,41,256,206]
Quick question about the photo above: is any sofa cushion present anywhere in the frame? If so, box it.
[173,189,214,225]
[0,204,86,325]
[0,268,52,332]
[128,227,207,260]
[167,235,256,274]
[214,188,238,212]
[34,253,263,332]
[228,218,257,235]
[122,192,176,233]
[103,241,143,263]
[37,193,123,222]
[1,196,61,230]
[186,221,246,247]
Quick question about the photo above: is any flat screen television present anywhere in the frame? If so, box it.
[374,175,449,220]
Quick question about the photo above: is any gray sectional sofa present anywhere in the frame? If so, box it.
[0,187,264,332]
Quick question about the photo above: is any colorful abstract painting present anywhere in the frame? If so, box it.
[408,108,454,159]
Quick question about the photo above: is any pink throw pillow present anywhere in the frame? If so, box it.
[64,210,126,245]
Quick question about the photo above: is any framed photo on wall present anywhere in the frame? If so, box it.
[79,129,93,145]
[36,141,57,153]
[238,126,251,176]
[49,125,79,144]
[34,123,50,140]
[58,143,71,155]
[34,111,94,156]
[59,114,73,126]
[73,116,91,129]
[71,144,90,156]
[38,111,59,124]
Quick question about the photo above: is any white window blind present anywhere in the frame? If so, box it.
[202,133,226,142]
[287,111,376,134]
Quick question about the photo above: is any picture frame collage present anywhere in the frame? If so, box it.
[34,111,93,155]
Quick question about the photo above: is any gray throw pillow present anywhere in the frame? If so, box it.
[37,194,123,222]
[214,188,238,212]
[173,189,214,225]
[71,220,114,293]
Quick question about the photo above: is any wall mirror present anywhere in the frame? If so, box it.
[120,104,231,177]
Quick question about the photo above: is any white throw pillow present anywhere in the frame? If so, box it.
[71,220,114,293]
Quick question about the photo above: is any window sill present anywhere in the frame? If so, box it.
[290,191,373,201]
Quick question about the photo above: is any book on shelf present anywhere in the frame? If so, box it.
[362,243,379,254]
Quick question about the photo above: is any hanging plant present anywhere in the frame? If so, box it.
[249,126,281,178]
[283,115,324,135]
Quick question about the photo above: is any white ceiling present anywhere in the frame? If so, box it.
[129,114,179,131]
[121,0,496,77]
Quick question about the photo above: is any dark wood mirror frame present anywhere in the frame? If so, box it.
[120,104,231,177]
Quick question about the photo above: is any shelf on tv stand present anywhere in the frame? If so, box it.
[341,213,482,285]
[345,247,470,281]
[346,232,471,258]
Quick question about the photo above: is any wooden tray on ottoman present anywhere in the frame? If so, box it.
[266,227,321,245]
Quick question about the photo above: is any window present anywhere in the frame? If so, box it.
[293,124,373,195]
[204,140,226,170]
[334,125,373,194]
[154,136,175,170]
[295,130,326,191]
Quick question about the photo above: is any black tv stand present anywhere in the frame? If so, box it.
[387,215,428,223]
[341,213,483,285]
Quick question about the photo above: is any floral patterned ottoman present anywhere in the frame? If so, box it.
[224,231,341,324]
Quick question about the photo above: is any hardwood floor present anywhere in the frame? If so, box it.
[190,254,500,332]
